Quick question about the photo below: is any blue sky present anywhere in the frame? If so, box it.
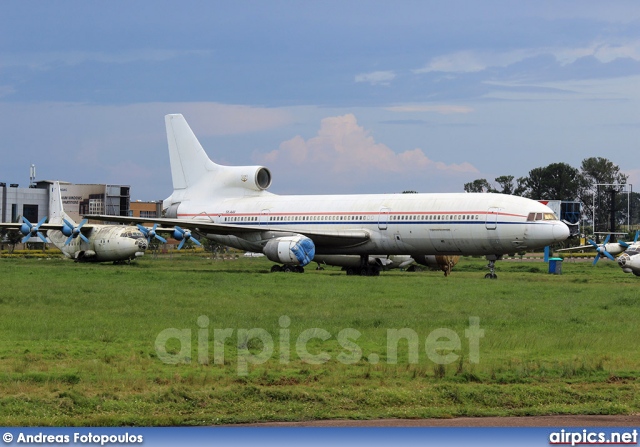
[1,1,639,200]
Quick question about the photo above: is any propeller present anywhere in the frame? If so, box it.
[62,218,90,246]
[173,226,201,250]
[20,217,48,243]
[136,223,167,244]
[588,231,640,265]
[588,234,615,265]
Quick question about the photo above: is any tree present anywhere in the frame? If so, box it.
[5,230,23,254]
[513,177,528,197]
[464,179,494,193]
[523,163,582,201]
[578,157,628,232]
[494,175,515,195]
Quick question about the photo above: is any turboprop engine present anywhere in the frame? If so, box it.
[263,235,315,267]
[412,255,460,276]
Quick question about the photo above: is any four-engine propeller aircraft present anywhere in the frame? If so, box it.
[0,181,148,262]
[616,231,640,276]
[86,114,570,277]
[558,232,639,266]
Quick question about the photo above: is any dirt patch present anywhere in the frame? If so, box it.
[234,415,640,427]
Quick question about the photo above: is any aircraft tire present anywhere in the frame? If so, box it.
[484,273,498,279]
[346,267,357,276]
[271,265,282,273]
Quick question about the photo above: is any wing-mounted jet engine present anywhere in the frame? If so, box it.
[264,235,316,273]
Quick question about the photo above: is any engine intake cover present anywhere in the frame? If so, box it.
[264,235,315,267]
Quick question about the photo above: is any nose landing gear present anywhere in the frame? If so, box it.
[484,255,501,279]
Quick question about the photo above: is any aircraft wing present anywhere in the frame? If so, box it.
[85,215,370,247]
[0,222,96,231]
[0,222,76,231]
[557,245,595,252]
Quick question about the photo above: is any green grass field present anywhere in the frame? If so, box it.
[0,255,638,425]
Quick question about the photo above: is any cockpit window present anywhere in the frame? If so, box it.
[527,212,559,221]
[121,230,145,239]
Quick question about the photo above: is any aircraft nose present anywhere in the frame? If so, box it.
[552,222,570,242]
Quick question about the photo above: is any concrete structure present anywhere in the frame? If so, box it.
[0,183,48,223]
[0,181,131,223]
[129,200,163,219]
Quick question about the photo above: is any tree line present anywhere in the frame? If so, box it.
[463,157,639,231]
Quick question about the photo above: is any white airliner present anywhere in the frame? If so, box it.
[87,114,570,277]
[1,181,147,262]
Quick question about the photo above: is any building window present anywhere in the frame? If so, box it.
[22,204,39,223]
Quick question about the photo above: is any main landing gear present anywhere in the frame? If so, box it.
[270,265,305,273]
[345,255,381,276]
[484,255,501,279]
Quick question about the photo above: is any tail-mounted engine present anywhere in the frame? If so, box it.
[217,166,272,192]
[263,235,315,267]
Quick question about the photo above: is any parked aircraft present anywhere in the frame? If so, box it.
[0,181,148,262]
[559,232,638,265]
[86,114,570,277]
[616,232,640,276]
[313,254,460,276]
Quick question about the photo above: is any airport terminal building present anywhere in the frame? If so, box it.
[0,181,132,223]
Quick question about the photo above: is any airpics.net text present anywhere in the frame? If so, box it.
[155,316,484,375]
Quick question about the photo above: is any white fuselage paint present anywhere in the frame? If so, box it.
[47,225,146,262]
[617,243,640,276]
[173,192,568,256]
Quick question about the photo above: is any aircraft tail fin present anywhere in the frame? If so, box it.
[165,114,219,190]
[49,181,74,225]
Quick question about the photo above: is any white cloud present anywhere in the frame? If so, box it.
[354,70,396,85]
[257,114,478,176]
[414,39,640,74]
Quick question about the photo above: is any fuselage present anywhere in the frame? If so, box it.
[617,244,640,276]
[170,191,569,256]
[47,225,147,262]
